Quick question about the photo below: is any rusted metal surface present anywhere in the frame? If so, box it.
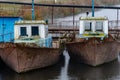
[0,43,62,73]
[66,35,120,66]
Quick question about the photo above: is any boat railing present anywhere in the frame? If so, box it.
[0,32,59,48]
[0,32,14,42]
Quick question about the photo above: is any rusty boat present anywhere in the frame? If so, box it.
[0,20,62,73]
[66,17,120,66]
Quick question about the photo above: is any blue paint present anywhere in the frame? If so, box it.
[92,0,94,17]
[39,36,52,48]
[0,17,22,42]
[45,36,52,48]
[32,0,35,20]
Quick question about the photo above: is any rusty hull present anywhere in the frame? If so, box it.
[0,43,61,73]
[66,37,120,66]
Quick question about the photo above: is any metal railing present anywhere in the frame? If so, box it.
[48,20,79,29]
[109,20,120,29]
[49,20,120,29]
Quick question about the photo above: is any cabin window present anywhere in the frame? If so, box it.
[31,26,39,36]
[20,27,27,36]
[96,22,103,31]
[84,22,92,31]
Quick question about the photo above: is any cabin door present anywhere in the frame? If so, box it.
[31,26,39,36]
[20,27,27,36]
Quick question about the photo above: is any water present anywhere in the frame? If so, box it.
[0,50,120,80]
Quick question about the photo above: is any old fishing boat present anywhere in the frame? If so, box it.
[0,20,62,73]
[66,17,120,66]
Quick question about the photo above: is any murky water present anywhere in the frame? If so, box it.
[0,50,120,80]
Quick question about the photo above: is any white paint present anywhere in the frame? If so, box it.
[79,17,108,38]
[14,20,48,40]
[14,25,19,39]
[27,25,31,37]
[40,24,46,38]
[104,20,108,34]
[92,21,96,33]
[55,0,57,3]
[79,20,84,34]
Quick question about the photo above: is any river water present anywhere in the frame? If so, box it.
[0,50,120,80]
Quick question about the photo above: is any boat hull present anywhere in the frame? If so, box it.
[66,38,120,66]
[0,43,61,73]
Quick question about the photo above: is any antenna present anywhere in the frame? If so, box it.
[92,0,94,17]
[32,0,35,20]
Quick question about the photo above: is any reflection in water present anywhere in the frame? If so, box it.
[68,58,120,80]
[0,75,1,80]
[0,57,63,80]
[0,51,120,80]
[57,49,70,80]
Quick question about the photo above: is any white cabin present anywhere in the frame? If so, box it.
[14,20,48,39]
[14,20,52,48]
[79,17,108,40]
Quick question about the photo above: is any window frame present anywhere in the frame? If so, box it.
[20,27,27,36]
[95,21,103,31]
[84,21,92,31]
[31,26,39,36]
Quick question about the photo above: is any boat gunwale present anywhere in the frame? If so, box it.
[0,42,59,50]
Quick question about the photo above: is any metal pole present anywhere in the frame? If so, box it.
[51,0,55,24]
[92,0,94,17]
[51,7,54,24]
[73,7,75,27]
[116,9,119,38]
[72,1,75,33]
[117,9,119,28]
[32,0,35,20]
[73,7,75,33]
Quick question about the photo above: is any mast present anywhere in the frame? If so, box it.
[92,0,94,17]
[32,0,35,20]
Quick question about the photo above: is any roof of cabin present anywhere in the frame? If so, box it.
[15,20,46,25]
[80,17,108,20]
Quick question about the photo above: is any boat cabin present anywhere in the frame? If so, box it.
[79,17,108,40]
[14,20,52,47]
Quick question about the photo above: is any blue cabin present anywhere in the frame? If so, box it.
[0,17,22,42]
